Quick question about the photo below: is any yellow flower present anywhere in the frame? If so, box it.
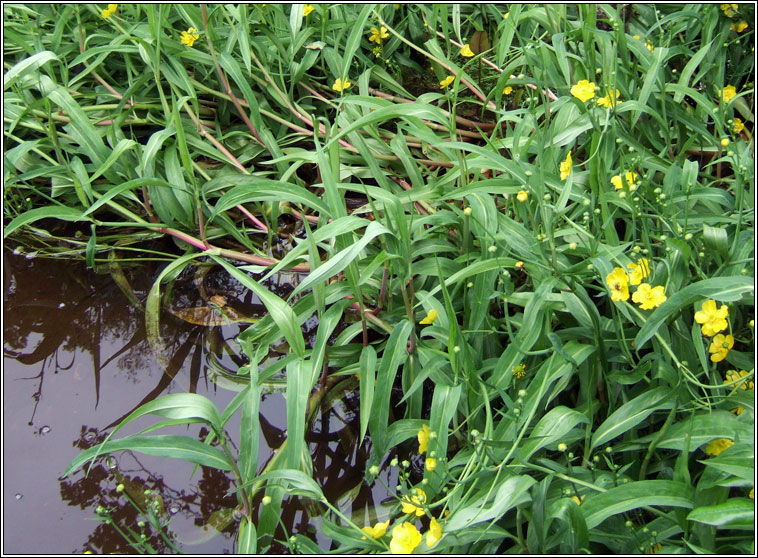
[725,369,754,391]
[633,34,641,40]
[694,299,729,337]
[373,46,382,57]
[645,41,654,52]
[733,118,745,132]
[419,309,438,325]
[180,27,200,47]
[369,26,389,44]
[440,75,455,89]
[611,171,639,191]
[570,495,585,505]
[390,522,422,554]
[560,150,572,180]
[503,85,513,95]
[709,333,734,362]
[362,519,390,540]
[460,44,475,57]
[721,4,739,17]
[570,80,595,102]
[645,543,663,554]
[401,488,427,517]
[426,517,442,548]
[721,137,730,147]
[332,77,351,92]
[719,85,737,102]
[731,21,748,33]
[503,11,510,19]
[606,267,630,302]
[627,258,650,286]
[597,89,622,108]
[632,283,667,310]
[516,190,529,202]
[425,457,437,472]
[732,406,745,415]
[101,4,117,18]
[705,438,734,456]
[418,424,430,453]
[303,4,315,16]
[512,363,526,379]
[750,488,754,499]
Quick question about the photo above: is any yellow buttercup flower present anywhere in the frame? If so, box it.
[512,363,526,379]
[180,27,200,47]
[460,44,475,57]
[606,267,630,302]
[570,80,595,102]
[597,89,622,108]
[419,309,438,325]
[426,517,443,548]
[627,258,650,286]
[709,333,734,362]
[362,519,390,540]
[425,457,437,472]
[101,4,117,18]
[645,41,654,52]
[516,190,529,202]
[332,77,351,92]
[721,4,739,17]
[401,488,427,517]
[560,150,572,180]
[645,543,663,554]
[731,21,749,32]
[390,522,422,554]
[705,438,734,456]
[725,369,754,391]
[303,4,315,16]
[369,26,389,44]
[503,85,513,95]
[632,283,667,310]
[719,85,737,102]
[611,170,639,191]
[503,11,510,19]
[418,424,430,453]
[733,118,745,132]
[440,75,455,89]
[694,299,729,337]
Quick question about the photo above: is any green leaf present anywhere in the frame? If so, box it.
[4,206,86,238]
[591,387,675,450]
[446,475,536,531]
[62,435,233,478]
[358,345,377,445]
[687,499,754,527]
[581,480,694,529]
[3,50,60,89]
[519,406,589,462]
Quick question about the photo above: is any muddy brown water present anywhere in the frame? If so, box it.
[2,247,397,554]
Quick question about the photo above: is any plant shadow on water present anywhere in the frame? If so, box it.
[3,245,395,553]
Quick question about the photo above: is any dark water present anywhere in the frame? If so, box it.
[2,247,395,554]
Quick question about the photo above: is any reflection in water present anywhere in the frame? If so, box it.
[3,246,395,554]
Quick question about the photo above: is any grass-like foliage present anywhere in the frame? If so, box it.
[5,3,755,554]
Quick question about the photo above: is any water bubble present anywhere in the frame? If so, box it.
[40,425,51,435]
[58,302,66,308]
[15,493,23,500]
[106,456,118,470]
[84,432,95,442]
[169,504,180,515]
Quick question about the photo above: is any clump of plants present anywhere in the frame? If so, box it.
[5,3,754,554]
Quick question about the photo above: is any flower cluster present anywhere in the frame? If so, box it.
[440,75,455,89]
[332,77,352,92]
[369,26,389,44]
[180,27,200,47]
[570,80,595,102]
[101,4,117,18]
[605,259,666,309]
[720,4,739,17]
[694,299,729,337]
[597,89,622,108]
[611,171,639,191]
[724,369,754,391]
